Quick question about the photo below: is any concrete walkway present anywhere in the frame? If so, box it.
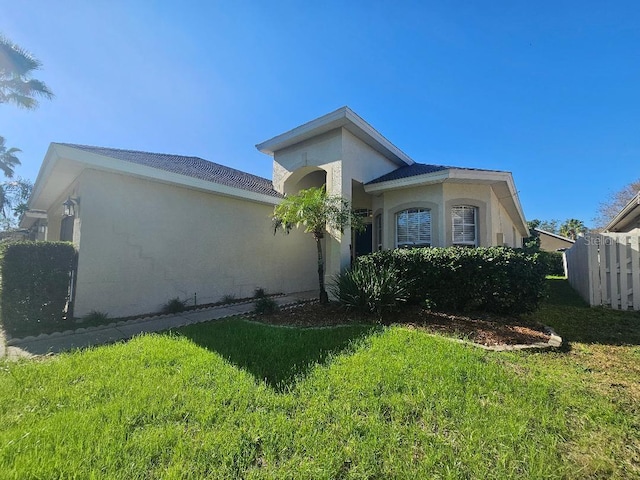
[1,291,318,359]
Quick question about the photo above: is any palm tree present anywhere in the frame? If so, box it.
[273,186,362,304]
[0,135,20,178]
[0,34,53,109]
[559,218,586,240]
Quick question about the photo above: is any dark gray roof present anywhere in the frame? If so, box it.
[366,163,450,184]
[366,162,502,185]
[57,143,281,198]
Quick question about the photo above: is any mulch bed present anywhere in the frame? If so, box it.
[254,302,551,347]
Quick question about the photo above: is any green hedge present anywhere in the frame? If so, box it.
[538,251,565,276]
[1,242,77,337]
[354,246,547,315]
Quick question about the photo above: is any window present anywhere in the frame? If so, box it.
[452,205,477,246]
[396,208,431,247]
[375,213,383,250]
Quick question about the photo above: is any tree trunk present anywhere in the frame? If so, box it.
[315,232,329,304]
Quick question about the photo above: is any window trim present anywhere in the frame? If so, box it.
[452,205,478,246]
[396,208,432,248]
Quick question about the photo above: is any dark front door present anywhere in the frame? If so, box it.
[354,223,373,258]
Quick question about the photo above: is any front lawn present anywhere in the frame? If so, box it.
[0,279,638,478]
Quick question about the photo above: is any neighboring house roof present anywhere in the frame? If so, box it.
[605,192,640,232]
[256,106,415,167]
[57,143,281,199]
[534,228,575,243]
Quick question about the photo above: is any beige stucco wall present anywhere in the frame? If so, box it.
[539,233,574,252]
[372,182,524,249]
[45,182,82,244]
[488,187,522,247]
[71,169,317,317]
[380,184,445,247]
[273,127,400,282]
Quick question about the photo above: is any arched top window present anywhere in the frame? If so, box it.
[452,205,477,246]
[396,208,431,247]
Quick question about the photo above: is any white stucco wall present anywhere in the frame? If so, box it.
[72,169,317,317]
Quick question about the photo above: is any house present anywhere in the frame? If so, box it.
[534,228,575,251]
[21,107,529,318]
[604,192,640,233]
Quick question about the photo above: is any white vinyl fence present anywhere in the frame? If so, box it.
[565,232,640,310]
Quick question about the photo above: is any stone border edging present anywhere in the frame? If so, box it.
[437,325,563,352]
[6,294,289,347]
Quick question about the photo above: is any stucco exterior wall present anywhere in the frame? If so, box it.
[488,188,521,247]
[539,233,574,252]
[442,183,492,247]
[340,129,399,184]
[45,182,82,243]
[380,184,445,247]
[272,127,401,281]
[72,169,317,317]
[272,129,343,195]
[375,182,524,249]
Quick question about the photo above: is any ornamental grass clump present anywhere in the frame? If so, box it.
[331,261,412,319]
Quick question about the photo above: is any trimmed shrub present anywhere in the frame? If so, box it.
[356,246,547,315]
[161,297,188,314]
[331,261,411,318]
[538,251,565,276]
[0,241,77,337]
[254,297,279,315]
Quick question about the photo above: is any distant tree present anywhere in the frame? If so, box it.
[527,219,541,231]
[538,219,560,234]
[559,218,586,240]
[0,135,20,178]
[273,186,362,304]
[523,219,541,252]
[593,179,640,230]
[0,177,32,229]
[0,34,53,109]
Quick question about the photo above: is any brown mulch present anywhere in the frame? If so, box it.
[254,302,551,347]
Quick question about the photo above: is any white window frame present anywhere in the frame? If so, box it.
[452,205,478,246]
[396,208,431,248]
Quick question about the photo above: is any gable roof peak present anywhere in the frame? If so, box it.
[256,107,414,167]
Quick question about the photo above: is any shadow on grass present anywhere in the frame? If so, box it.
[531,277,640,346]
[173,318,378,390]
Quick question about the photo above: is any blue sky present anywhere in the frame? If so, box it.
[2,1,639,226]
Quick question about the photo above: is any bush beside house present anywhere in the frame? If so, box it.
[0,242,77,337]
[341,247,547,316]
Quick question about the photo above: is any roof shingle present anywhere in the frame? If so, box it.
[366,163,450,185]
[57,143,282,198]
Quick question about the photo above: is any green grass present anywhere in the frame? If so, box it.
[177,320,376,388]
[0,278,638,478]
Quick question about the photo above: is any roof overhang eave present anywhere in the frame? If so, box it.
[605,192,640,232]
[25,144,284,217]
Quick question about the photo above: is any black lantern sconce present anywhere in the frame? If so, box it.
[62,196,79,216]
